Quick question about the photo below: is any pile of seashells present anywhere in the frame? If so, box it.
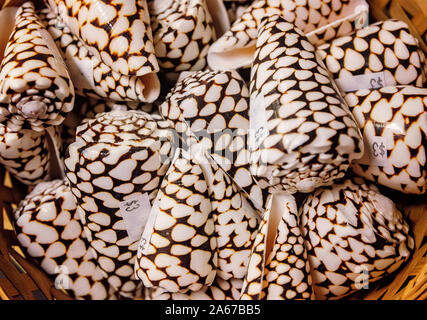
[1,0,425,300]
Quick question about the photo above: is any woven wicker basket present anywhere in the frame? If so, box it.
[0,0,426,300]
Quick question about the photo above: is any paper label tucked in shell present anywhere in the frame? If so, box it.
[249,93,269,151]
[358,134,388,167]
[336,72,386,93]
[120,193,151,242]
[139,195,160,255]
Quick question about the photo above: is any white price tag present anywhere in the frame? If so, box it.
[336,72,386,92]
[370,136,388,166]
[249,94,269,151]
[119,193,151,242]
[138,196,161,255]
[359,135,388,167]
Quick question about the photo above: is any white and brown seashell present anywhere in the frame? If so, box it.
[249,15,364,194]
[241,193,312,300]
[135,148,218,293]
[0,124,63,185]
[148,0,230,81]
[64,109,174,298]
[0,2,74,132]
[47,0,158,78]
[317,19,427,93]
[13,179,125,300]
[61,96,154,149]
[300,176,414,299]
[38,7,160,103]
[207,0,369,70]
[160,69,269,212]
[346,86,427,194]
[135,148,260,294]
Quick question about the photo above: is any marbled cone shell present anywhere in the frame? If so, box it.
[38,8,160,103]
[0,1,74,132]
[64,110,174,298]
[160,69,268,212]
[241,194,312,300]
[207,0,369,70]
[135,149,218,293]
[148,0,217,77]
[300,176,414,299]
[13,179,118,300]
[0,124,63,185]
[61,96,154,149]
[206,154,260,281]
[317,19,427,91]
[249,15,364,194]
[0,126,49,185]
[135,148,260,293]
[346,86,427,194]
[50,0,159,78]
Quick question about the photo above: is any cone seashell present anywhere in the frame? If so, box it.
[249,15,364,194]
[38,7,160,103]
[241,193,312,300]
[160,69,269,211]
[0,124,63,185]
[47,0,158,78]
[148,0,229,81]
[317,19,427,93]
[346,86,427,194]
[300,176,414,299]
[207,0,369,70]
[135,148,260,294]
[13,179,126,300]
[0,2,74,132]
[61,96,155,149]
[64,109,174,298]
[135,148,218,293]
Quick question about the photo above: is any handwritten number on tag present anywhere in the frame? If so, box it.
[119,193,151,242]
[255,127,268,147]
[369,76,383,89]
[139,238,147,252]
[124,200,140,212]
